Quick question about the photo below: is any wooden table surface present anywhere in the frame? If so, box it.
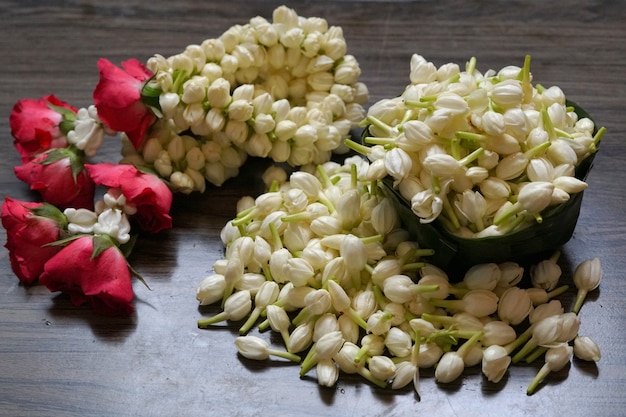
[1,1,625,416]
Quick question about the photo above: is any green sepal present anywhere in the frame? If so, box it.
[91,234,117,260]
[47,103,78,136]
[40,147,85,183]
[42,234,86,248]
[128,261,151,290]
[29,203,68,229]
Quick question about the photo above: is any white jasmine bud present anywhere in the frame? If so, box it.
[316,359,339,387]
[481,320,517,346]
[572,257,602,314]
[463,263,500,291]
[409,54,437,84]
[482,345,511,383]
[573,335,601,362]
[430,289,499,317]
[207,78,231,109]
[288,322,314,354]
[64,208,97,234]
[527,343,573,395]
[234,335,300,362]
[369,355,397,381]
[384,327,412,358]
[497,287,532,325]
[196,274,227,306]
[197,290,252,327]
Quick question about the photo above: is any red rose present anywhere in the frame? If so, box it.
[39,235,134,316]
[93,58,156,149]
[85,163,173,233]
[9,94,77,162]
[1,198,65,285]
[14,149,95,210]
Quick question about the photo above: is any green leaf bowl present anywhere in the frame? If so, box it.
[367,101,601,276]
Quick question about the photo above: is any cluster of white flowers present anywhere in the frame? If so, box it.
[64,189,136,244]
[195,159,601,395]
[66,105,110,158]
[349,54,605,237]
[120,6,368,192]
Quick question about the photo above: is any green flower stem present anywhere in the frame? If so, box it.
[399,108,415,126]
[411,284,440,294]
[365,115,394,136]
[524,141,551,160]
[351,163,358,189]
[455,131,487,144]
[316,190,336,213]
[268,348,301,363]
[258,318,270,331]
[554,128,573,139]
[572,288,589,315]
[547,284,569,300]
[431,175,442,195]
[525,346,548,364]
[357,367,388,389]
[450,137,462,160]
[404,99,433,109]
[591,126,606,152]
[441,193,461,230]
[198,312,229,328]
[344,138,372,155]
[401,262,427,272]
[466,56,477,75]
[541,107,557,141]
[239,307,263,334]
[372,285,389,309]
[360,234,384,245]
[421,313,458,327]
[346,308,368,330]
[269,222,283,250]
[511,337,537,363]
[458,147,485,166]
[292,307,317,327]
[317,165,332,188]
[269,180,280,192]
[425,297,463,311]
[299,346,318,376]
[457,331,483,358]
[526,362,551,395]
[519,55,533,103]
[280,212,310,222]
[493,202,522,226]
[504,326,533,355]
[354,344,371,364]
[231,208,257,227]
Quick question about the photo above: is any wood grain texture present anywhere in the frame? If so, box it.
[1,1,625,416]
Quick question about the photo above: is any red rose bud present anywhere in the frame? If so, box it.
[93,58,156,149]
[39,235,134,316]
[1,198,66,284]
[14,148,95,210]
[85,162,172,233]
[9,94,78,162]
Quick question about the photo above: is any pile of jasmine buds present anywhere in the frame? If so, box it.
[120,5,368,191]
[195,157,602,396]
[346,54,605,237]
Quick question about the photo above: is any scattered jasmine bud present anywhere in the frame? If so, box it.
[316,358,339,387]
[235,335,301,362]
[573,335,601,362]
[482,345,511,383]
[572,257,602,314]
[526,343,573,395]
[435,332,483,383]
